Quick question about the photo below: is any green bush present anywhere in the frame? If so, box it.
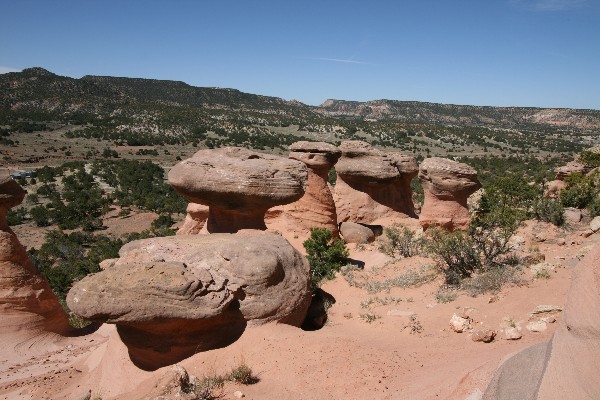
[30,205,51,227]
[560,172,596,208]
[6,207,26,226]
[477,175,539,220]
[425,229,481,285]
[578,151,600,168]
[379,224,422,258]
[426,204,520,289]
[587,198,600,217]
[534,197,565,226]
[303,228,349,289]
[28,231,122,301]
[151,213,174,230]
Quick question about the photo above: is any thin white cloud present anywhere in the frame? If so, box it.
[511,0,587,11]
[302,57,370,65]
[0,66,21,74]
[536,0,586,10]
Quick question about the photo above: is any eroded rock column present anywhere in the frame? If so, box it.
[284,141,341,237]
[418,157,481,231]
[168,147,307,233]
[334,141,418,223]
[0,174,69,338]
[176,203,209,235]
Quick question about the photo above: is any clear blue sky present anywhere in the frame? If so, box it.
[1,0,599,109]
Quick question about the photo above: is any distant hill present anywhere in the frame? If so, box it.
[1,67,599,157]
[316,99,600,130]
[0,67,312,121]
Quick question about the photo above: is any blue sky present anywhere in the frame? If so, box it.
[1,0,599,109]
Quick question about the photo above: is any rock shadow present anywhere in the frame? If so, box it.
[302,288,336,331]
[118,310,248,371]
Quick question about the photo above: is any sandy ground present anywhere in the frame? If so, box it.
[0,216,595,400]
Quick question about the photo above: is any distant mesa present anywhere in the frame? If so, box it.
[168,147,307,233]
[418,157,481,231]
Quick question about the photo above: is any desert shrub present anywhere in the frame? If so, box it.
[411,177,424,205]
[327,167,337,185]
[534,197,565,226]
[26,193,39,204]
[425,229,481,285]
[435,288,459,303]
[477,175,539,220]
[560,172,597,208]
[6,207,26,226]
[460,264,523,297]
[30,205,51,227]
[191,361,258,399]
[578,150,600,167]
[28,231,122,301]
[587,198,600,217]
[470,207,521,268]
[91,159,186,214]
[303,228,349,289]
[227,362,258,384]
[426,203,520,289]
[151,213,174,230]
[342,262,436,294]
[379,224,422,258]
[427,173,528,288]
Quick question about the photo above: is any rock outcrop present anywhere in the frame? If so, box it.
[168,147,307,233]
[0,174,70,341]
[67,233,310,370]
[334,141,418,223]
[484,242,600,399]
[176,203,209,235]
[418,157,481,230]
[555,161,587,180]
[283,141,341,237]
[547,161,589,197]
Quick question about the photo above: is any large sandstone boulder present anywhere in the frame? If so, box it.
[333,141,418,223]
[67,233,310,370]
[168,147,307,233]
[484,241,600,399]
[0,174,70,341]
[418,157,481,230]
[283,141,341,237]
[339,221,375,244]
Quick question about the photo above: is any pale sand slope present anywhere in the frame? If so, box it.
[0,219,593,400]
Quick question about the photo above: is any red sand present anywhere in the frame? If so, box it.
[0,218,593,400]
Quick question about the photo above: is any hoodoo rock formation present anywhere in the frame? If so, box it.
[418,157,481,230]
[484,240,600,399]
[168,147,307,233]
[67,233,311,370]
[176,203,209,235]
[0,174,70,343]
[334,141,418,223]
[283,141,342,237]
